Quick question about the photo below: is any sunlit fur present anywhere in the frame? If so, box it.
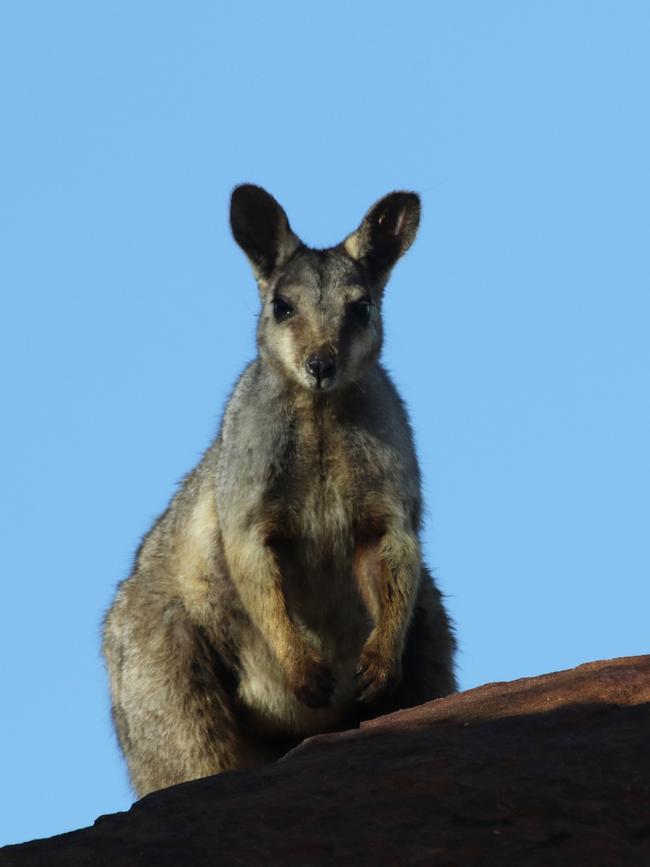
[103,185,456,797]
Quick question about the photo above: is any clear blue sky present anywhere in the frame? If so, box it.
[1,0,648,848]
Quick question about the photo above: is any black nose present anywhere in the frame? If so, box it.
[306,352,336,384]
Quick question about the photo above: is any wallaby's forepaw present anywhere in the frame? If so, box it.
[354,646,401,704]
[286,653,335,709]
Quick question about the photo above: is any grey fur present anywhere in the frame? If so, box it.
[103,185,456,796]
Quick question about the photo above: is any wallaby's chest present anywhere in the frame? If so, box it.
[221,375,402,545]
[265,411,373,648]
[277,408,368,541]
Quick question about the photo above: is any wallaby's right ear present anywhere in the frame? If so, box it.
[343,191,421,287]
[230,185,301,284]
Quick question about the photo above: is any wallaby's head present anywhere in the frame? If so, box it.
[230,184,420,393]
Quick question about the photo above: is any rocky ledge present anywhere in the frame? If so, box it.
[2,655,649,866]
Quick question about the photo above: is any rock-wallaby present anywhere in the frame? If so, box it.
[103,185,456,796]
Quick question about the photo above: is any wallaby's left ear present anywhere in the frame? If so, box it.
[230,184,302,285]
[344,191,420,285]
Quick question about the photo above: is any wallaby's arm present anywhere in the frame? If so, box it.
[354,507,420,702]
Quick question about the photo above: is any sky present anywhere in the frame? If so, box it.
[1,0,649,848]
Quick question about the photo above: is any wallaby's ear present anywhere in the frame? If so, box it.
[230,184,301,284]
[343,192,420,285]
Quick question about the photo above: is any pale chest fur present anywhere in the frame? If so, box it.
[270,399,384,553]
[264,405,378,651]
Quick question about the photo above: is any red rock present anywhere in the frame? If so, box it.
[2,656,649,866]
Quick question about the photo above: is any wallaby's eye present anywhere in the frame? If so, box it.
[272,296,294,322]
[351,298,372,326]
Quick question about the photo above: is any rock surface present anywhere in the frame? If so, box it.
[2,655,649,866]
